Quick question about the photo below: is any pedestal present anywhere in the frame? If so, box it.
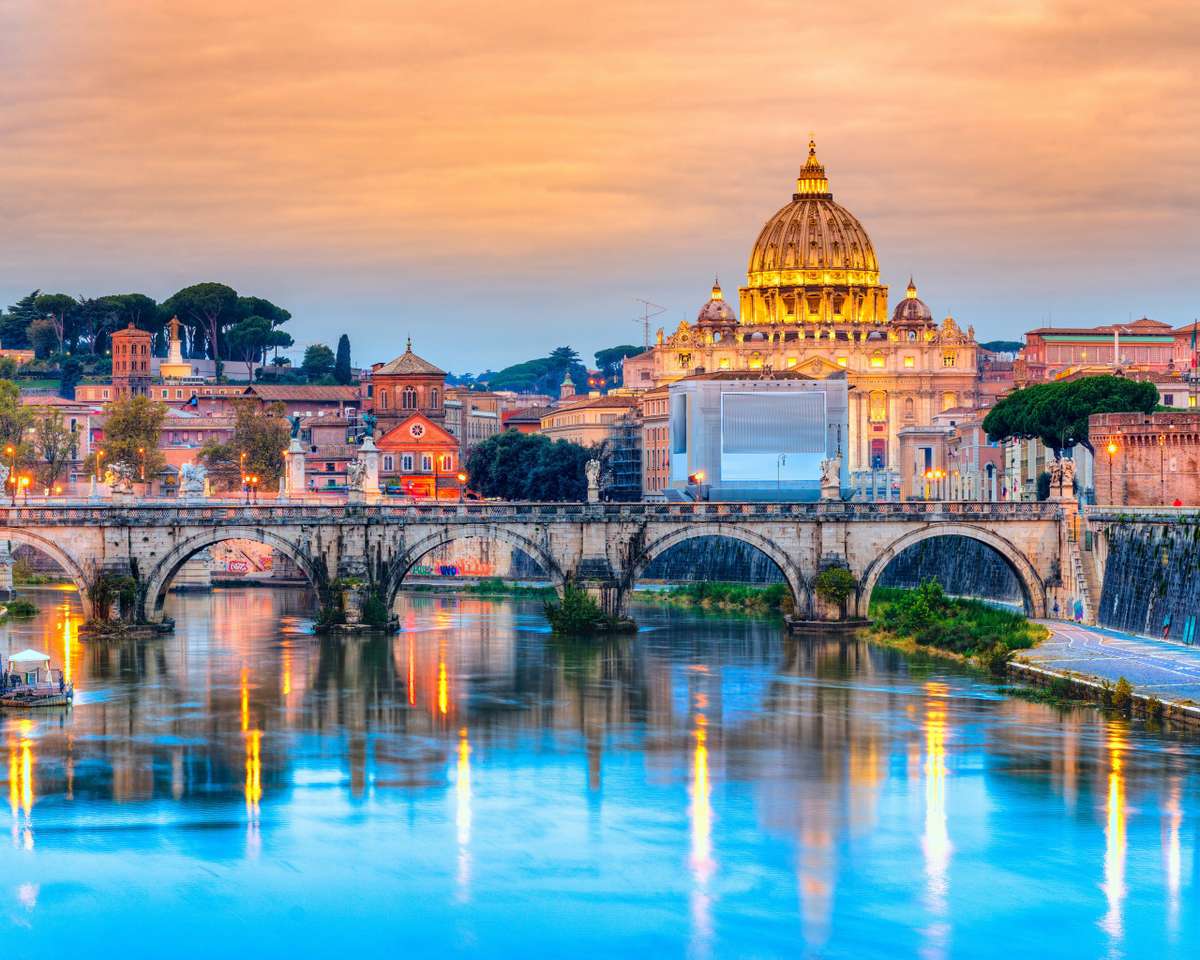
[359,437,381,499]
[0,540,13,601]
[285,438,306,499]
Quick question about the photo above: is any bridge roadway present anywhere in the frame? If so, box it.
[0,498,1068,625]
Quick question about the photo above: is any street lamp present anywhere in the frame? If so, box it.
[1106,439,1118,505]
[138,446,146,482]
[5,445,15,506]
[456,470,467,503]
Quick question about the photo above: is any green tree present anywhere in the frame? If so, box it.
[200,400,290,488]
[465,431,591,501]
[1,291,41,349]
[594,344,644,388]
[30,318,60,359]
[89,395,165,479]
[302,343,336,382]
[33,293,77,352]
[31,410,78,489]
[96,293,159,354]
[334,334,352,385]
[0,381,33,464]
[227,316,275,381]
[59,357,83,399]
[983,375,1159,456]
[160,282,239,370]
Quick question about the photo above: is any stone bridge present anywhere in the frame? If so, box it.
[0,499,1081,626]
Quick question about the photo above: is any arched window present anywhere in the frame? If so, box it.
[431,388,440,408]
[402,386,417,409]
[942,392,957,411]
[379,390,389,410]
[869,390,887,423]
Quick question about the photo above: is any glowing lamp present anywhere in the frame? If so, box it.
[1106,441,1118,456]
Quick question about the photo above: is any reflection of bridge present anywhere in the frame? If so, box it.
[0,499,1080,624]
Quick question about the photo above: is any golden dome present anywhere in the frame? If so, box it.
[745,140,880,289]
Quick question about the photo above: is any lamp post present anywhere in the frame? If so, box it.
[95,449,105,483]
[5,445,15,506]
[138,446,146,483]
[456,471,467,503]
[1106,439,1118,506]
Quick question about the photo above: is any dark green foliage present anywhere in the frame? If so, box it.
[466,431,592,501]
[594,345,644,388]
[59,357,82,399]
[814,566,857,613]
[646,581,791,614]
[870,581,1046,658]
[2,598,39,618]
[980,340,1024,354]
[1,291,41,348]
[360,591,391,627]
[1112,676,1134,715]
[1036,471,1051,501]
[982,375,1158,455]
[481,346,588,395]
[335,334,353,385]
[544,585,630,635]
[302,343,336,382]
[87,573,138,623]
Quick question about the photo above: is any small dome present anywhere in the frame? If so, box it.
[696,277,737,325]
[892,277,932,323]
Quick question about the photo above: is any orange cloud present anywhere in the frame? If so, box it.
[1,0,1197,365]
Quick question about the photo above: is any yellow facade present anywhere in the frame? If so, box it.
[622,142,981,471]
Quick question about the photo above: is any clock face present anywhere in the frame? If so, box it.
[409,423,425,438]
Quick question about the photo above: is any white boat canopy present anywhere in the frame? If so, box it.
[7,649,51,665]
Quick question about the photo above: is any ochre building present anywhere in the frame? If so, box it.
[623,141,981,471]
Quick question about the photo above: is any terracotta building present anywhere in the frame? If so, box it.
[1090,412,1200,507]
[111,323,153,398]
[362,339,446,434]
[622,141,980,472]
[1017,318,1179,385]
[376,413,463,499]
[539,394,640,447]
[639,385,670,498]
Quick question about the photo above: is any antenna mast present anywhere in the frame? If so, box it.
[633,299,667,348]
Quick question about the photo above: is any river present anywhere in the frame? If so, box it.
[0,585,1196,957]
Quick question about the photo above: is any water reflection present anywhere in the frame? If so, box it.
[0,586,1194,956]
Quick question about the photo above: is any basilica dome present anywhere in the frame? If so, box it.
[745,140,880,286]
[696,278,736,325]
[892,278,933,323]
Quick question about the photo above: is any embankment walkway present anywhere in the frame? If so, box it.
[1022,621,1200,705]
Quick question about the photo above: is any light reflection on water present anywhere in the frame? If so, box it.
[0,586,1196,957]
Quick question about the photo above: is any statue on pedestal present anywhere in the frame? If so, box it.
[346,458,366,492]
[585,459,601,503]
[105,461,136,495]
[819,453,843,501]
[179,462,208,498]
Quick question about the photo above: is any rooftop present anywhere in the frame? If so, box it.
[244,385,360,402]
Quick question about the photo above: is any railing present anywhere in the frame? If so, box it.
[1085,505,1200,522]
[0,497,1064,526]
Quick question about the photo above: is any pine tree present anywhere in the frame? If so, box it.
[1,291,42,349]
[334,334,352,385]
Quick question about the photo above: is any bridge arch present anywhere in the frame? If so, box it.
[857,522,1046,618]
[140,527,328,622]
[385,525,566,607]
[0,529,94,620]
[622,525,810,616]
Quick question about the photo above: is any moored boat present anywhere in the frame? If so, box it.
[0,649,73,707]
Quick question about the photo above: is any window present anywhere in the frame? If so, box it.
[325,462,335,472]
[421,454,432,471]
[161,389,168,398]
[719,357,731,370]
[402,454,414,471]
[785,357,797,369]
[383,455,394,471]
[942,392,957,411]
[903,356,915,369]
[102,389,110,399]
[175,389,183,399]
[1163,394,1175,406]
[440,454,453,471]
[431,388,440,407]
[403,386,417,409]
[942,352,956,368]
[379,390,389,410]
[836,357,847,367]
[869,352,885,369]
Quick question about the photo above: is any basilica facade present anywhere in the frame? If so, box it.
[622,141,981,471]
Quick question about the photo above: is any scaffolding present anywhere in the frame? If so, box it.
[603,414,643,502]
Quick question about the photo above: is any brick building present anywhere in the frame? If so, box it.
[1090,412,1200,506]
[111,323,153,398]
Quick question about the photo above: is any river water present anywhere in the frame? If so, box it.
[0,585,1197,957]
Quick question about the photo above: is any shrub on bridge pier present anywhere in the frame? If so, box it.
[544,585,634,636]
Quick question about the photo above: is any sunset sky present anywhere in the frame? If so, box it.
[2,0,1197,372]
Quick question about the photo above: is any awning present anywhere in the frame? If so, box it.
[7,649,51,664]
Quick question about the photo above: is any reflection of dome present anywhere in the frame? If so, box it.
[696,278,737,325]
[746,140,880,284]
[892,278,932,323]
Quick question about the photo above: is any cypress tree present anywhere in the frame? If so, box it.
[334,334,352,385]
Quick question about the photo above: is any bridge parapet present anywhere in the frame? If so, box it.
[0,499,1064,527]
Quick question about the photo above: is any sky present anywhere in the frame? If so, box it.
[1,0,1197,373]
